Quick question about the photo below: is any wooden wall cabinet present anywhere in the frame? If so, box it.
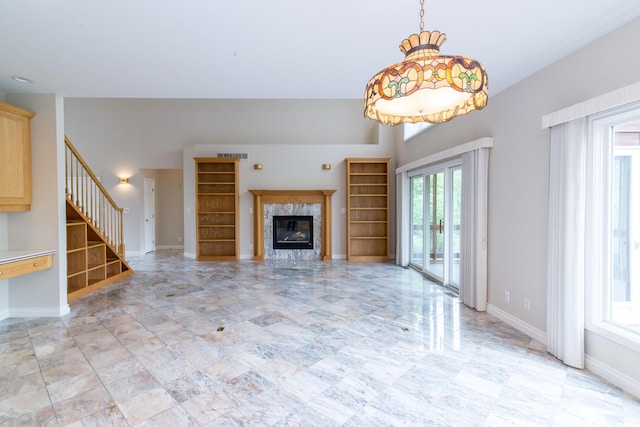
[345,158,390,261]
[195,158,239,260]
[0,101,35,212]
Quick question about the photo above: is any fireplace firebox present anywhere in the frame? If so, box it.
[272,216,313,250]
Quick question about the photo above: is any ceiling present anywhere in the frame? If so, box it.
[1,1,640,100]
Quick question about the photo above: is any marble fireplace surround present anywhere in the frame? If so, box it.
[249,190,336,260]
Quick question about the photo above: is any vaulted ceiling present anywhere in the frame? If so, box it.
[2,1,640,100]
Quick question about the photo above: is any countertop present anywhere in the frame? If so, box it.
[0,249,57,264]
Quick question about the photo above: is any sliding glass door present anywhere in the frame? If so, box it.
[410,161,462,289]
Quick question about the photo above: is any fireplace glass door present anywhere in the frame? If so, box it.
[273,216,314,250]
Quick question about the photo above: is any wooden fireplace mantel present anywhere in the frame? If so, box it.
[249,190,337,260]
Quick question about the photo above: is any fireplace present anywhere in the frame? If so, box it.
[248,190,336,260]
[272,216,313,250]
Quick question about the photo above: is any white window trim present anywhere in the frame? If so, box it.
[396,137,493,174]
[542,81,640,129]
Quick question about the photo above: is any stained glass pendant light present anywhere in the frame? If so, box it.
[364,0,488,126]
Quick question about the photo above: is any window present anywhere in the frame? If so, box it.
[404,122,433,141]
[588,104,640,345]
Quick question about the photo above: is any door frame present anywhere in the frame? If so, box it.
[143,178,156,254]
[408,158,462,288]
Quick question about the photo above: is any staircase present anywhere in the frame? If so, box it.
[65,136,132,301]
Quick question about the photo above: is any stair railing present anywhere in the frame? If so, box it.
[64,136,125,257]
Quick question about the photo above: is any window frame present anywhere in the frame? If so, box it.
[585,102,640,353]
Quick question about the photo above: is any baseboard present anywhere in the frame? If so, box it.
[183,252,196,259]
[9,304,70,318]
[156,245,184,250]
[586,355,640,399]
[238,254,346,260]
[0,308,9,321]
[486,303,547,344]
[126,251,144,257]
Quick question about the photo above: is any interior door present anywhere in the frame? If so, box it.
[144,178,156,253]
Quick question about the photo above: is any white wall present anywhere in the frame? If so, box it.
[394,17,640,394]
[4,94,68,317]
[184,142,395,259]
[64,99,383,255]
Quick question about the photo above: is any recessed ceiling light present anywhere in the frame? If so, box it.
[10,75,33,84]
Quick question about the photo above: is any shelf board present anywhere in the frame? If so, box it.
[67,247,86,254]
[197,193,236,196]
[350,236,388,240]
[199,211,236,214]
[198,224,235,227]
[199,239,236,242]
[197,171,235,174]
[348,172,387,175]
[67,270,86,279]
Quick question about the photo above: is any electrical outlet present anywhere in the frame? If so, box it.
[249,243,253,251]
[504,291,510,303]
[178,236,182,243]
[524,298,531,311]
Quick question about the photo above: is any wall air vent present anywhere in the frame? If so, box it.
[217,153,248,159]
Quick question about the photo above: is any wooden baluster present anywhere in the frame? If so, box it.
[119,209,124,256]
[65,146,69,199]
[74,157,79,206]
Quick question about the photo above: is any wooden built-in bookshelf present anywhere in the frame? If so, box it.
[195,158,239,260]
[345,158,390,261]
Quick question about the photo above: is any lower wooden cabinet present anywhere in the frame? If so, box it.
[66,220,128,297]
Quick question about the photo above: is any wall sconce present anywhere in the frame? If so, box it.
[119,177,129,184]
[322,163,331,170]
[254,163,263,170]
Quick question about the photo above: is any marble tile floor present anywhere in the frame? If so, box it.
[1,250,640,426]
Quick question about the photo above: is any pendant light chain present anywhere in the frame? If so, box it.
[419,0,425,33]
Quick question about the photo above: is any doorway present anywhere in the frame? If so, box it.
[143,178,156,253]
[410,160,462,289]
